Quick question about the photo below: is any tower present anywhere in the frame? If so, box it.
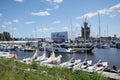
[81,21,90,39]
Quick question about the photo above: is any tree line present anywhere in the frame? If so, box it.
[0,32,13,41]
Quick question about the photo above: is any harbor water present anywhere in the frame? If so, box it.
[14,48,120,70]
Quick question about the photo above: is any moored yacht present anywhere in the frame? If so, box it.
[46,43,72,53]
[67,42,95,53]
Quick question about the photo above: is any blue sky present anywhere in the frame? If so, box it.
[0,0,120,38]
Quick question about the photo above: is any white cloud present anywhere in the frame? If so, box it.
[46,0,52,3]
[13,19,19,23]
[62,26,70,31]
[31,11,50,16]
[52,20,61,24]
[13,27,17,31]
[97,8,108,14]
[76,3,120,19]
[46,0,63,4]
[38,27,53,32]
[46,4,59,11]
[4,21,12,26]
[25,21,36,24]
[46,8,52,11]
[45,0,63,12]
[109,3,120,12]
[109,14,116,18]
[1,19,20,28]
[54,5,59,9]
[10,27,17,31]
[0,13,2,17]
[1,20,19,28]
[14,0,24,2]
[76,12,98,19]
[1,25,6,28]
[53,0,63,4]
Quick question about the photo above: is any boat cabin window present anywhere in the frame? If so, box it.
[60,45,67,48]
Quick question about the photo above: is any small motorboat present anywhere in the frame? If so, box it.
[86,60,108,72]
[104,65,120,73]
[20,50,38,64]
[59,57,81,68]
[73,59,92,71]
[40,51,62,64]
[34,48,48,62]
[0,51,14,58]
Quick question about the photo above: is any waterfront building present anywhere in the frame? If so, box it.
[51,32,68,42]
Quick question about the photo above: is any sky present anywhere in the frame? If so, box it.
[0,0,120,38]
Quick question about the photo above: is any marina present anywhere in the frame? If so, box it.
[0,0,120,80]
[0,41,120,79]
[0,20,120,79]
[14,47,120,80]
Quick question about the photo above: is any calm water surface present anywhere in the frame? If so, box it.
[15,48,120,69]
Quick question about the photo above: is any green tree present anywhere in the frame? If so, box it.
[0,32,12,41]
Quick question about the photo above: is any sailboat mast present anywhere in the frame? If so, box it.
[70,18,74,46]
[70,18,73,43]
[70,18,74,55]
[84,20,87,60]
[98,13,101,45]
[107,24,108,38]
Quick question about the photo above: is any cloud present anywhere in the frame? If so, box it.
[1,25,6,28]
[0,13,2,17]
[13,19,19,23]
[53,0,63,4]
[52,20,61,24]
[97,8,109,14]
[4,21,12,26]
[0,21,12,28]
[31,11,50,16]
[14,0,24,2]
[76,12,98,19]
[5,19,19,25]
[44,0,63,13]
[10,27,17,31]
[1,19,20,28]
[46,0,63,4]
[3,19,19,25]
[62,26,70,31]
[25,21,36,24]
[109,14,116,18]
[46,0,52,3]
[13,27,17,31]
[46,5,59,11]
[46,8,52,11]
[54,5,59,9]
[38,27,53,32]
[109,3,120,12]
[76,3,120,19]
